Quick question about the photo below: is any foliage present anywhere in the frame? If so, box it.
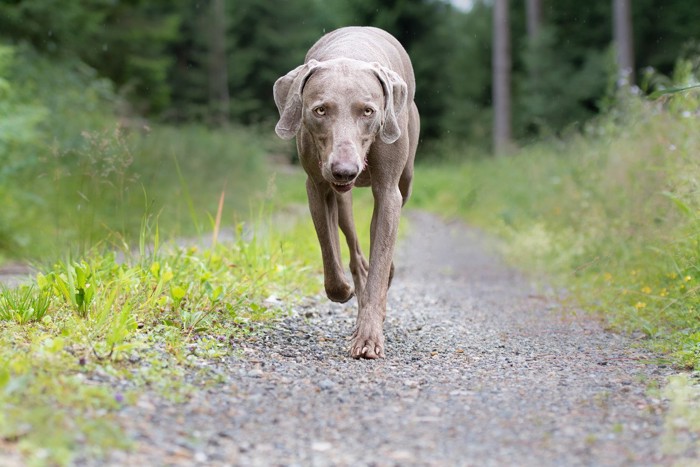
[412,66,700,367]
[518,27,611,137]
[0,0,181,113]
[0,46,46,174]
[0,43,278,261]
[4,1,698,146]
[0,45,48,258]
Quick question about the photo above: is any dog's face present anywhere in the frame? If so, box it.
[274,58,408,192]
[301,63,383,192]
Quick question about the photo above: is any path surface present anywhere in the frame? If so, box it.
[97,211,680,466]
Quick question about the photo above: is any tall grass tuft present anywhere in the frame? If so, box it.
[0,284,51,323]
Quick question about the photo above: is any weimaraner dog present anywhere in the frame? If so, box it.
[274,26,419,359]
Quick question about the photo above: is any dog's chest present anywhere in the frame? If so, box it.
[354,169,371,187]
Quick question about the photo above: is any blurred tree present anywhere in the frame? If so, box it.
[0,0,181,114]
[438,3,493,147]
[165,2,210,122]
[208,0,230,126]
[493,0,512,154]
[1,0,698,147]
[613,0,635,85]
[632,0,700,77]
[224,0,344,124]
[517,0,609,137]
[526,0,543,40]
[98,3,181,114]
[518,27,608,136]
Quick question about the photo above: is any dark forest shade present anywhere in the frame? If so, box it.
[0,0,697,149]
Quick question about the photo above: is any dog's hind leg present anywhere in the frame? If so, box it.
[337,192,369,308]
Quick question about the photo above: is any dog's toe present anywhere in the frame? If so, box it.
[349,326,385,359]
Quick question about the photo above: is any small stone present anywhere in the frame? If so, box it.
[403,380,419,388]
[248,368,264,378]
[311,441,332,452]
[318,379,335,390]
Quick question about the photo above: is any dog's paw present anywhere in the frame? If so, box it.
[325,281,354,303]
[349,324,385,359]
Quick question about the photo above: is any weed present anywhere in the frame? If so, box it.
[0,284,51,323]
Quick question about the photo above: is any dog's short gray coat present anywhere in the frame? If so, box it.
[274,26,419,359]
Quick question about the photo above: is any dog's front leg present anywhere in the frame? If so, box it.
[306,178,354,303]
[350,185,402,359]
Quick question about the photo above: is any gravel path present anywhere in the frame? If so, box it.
[0,262,31,288]
[88,210,688,466]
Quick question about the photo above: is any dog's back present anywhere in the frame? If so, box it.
[305,26,415,102]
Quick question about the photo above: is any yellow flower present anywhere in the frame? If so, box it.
[660,288,668,297]
[634,302,647,310]
[641,286,652,294]
[685,275,693,282]
[603,272,613,282]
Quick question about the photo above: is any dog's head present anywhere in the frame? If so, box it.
[274,58,407,192]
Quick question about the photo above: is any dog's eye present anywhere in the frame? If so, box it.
[314,106,326,116]
[363,108,374,117]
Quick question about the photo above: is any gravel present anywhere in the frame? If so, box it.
[0,262,31,288]
[50,212,700,464]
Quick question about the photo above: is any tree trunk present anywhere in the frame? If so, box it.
[613,0,634,85]
[208,0,230,126]
[526,0,543,40]
[492,0,512,155]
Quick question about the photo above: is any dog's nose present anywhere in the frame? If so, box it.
[330,161,358,182]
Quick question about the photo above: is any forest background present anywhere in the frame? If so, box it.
[3,0,698,147]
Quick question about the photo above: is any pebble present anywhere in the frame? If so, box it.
[318,379,335,390]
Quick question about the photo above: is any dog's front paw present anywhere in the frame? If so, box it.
[325,280,354,303]
[349,324,385,359]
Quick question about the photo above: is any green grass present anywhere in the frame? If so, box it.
[6,122,277,261]
[412,88,700,368]
[0,210,323,465]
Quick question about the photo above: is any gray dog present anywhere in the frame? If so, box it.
[274,27,419,359]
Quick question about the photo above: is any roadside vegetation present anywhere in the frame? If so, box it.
[0,44,281,263]
[0,42,324,465]
[413,61,700,369]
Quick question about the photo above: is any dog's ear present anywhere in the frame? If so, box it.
[370,63,408,144]
[274,60,320,140]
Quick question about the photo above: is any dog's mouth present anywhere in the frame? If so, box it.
[332,181,354,193]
